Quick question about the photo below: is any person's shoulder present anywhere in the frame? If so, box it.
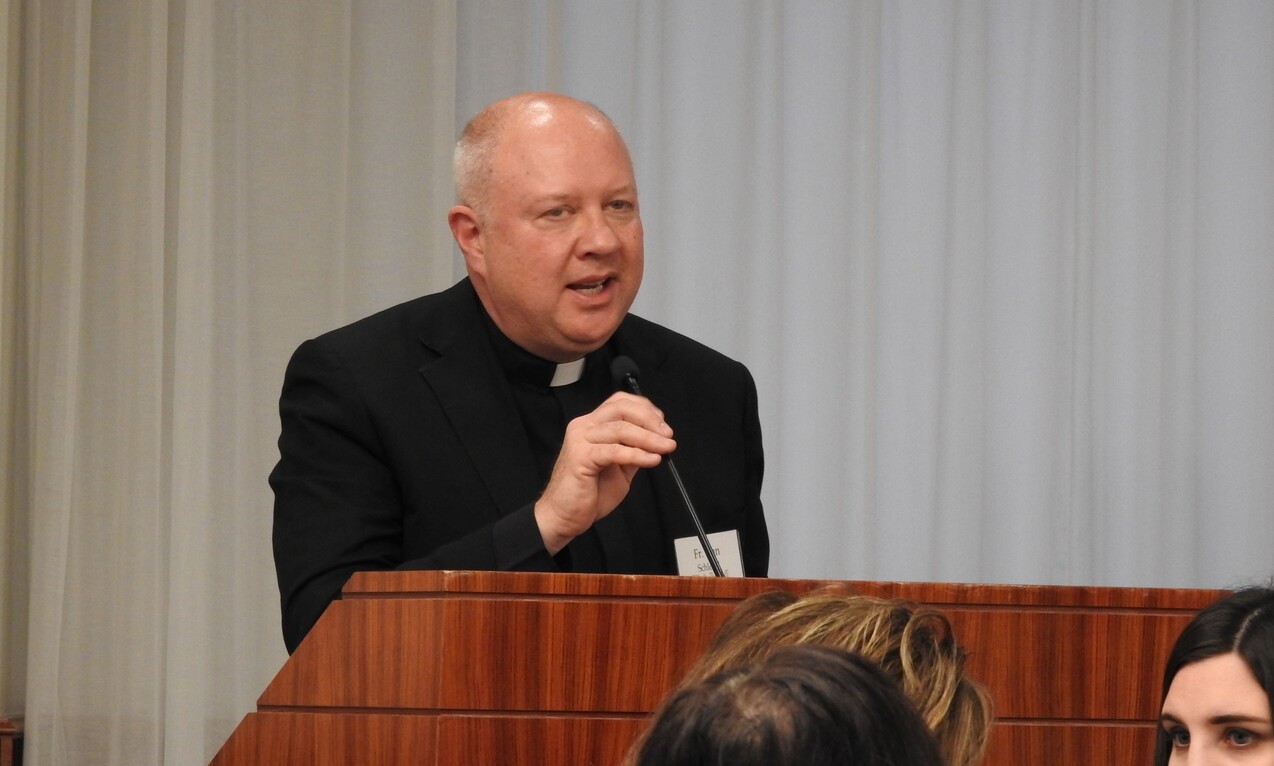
[281,281,476,382]
[618,313,751,381]
[309,280,472,352]
[316,294,429,343]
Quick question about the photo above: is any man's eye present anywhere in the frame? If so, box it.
[540,202,575,217]
[607,200,633,211]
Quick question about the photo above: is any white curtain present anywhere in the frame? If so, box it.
[3,1,1272,763]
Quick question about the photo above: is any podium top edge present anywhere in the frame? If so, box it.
[340,570,1226,611]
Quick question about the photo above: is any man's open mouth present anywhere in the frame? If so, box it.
[569,278,611,295]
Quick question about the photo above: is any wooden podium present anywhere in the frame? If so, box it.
[0,717,21,766]
[210,571,1221,765]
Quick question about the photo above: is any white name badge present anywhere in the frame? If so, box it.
[674,530,745,577]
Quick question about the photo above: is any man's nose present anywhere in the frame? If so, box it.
[578,207,622,255]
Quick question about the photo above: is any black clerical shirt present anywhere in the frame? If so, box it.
[481,312,622,572]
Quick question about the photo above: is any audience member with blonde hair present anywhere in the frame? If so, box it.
[632,590,993,766]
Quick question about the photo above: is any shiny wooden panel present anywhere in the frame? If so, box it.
[212,571,1222,766]
[0,716,20,766]
[435,716,645,766]
[211,712,435,765]
[260,599,449,709]
[213,714,1159,766]
[984,721,1156,764]
[949,609,1190,719]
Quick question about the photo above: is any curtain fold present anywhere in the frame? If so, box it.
[1,0,27,721]
[13,1,461,762]
[6,1,1273,763]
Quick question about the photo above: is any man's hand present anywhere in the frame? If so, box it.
[534,391,676,554]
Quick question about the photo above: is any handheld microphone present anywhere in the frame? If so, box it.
[610,355,725,577]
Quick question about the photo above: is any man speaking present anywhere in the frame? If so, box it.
[270,92,769,652]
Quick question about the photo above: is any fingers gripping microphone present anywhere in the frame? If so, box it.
[610,356,725,577]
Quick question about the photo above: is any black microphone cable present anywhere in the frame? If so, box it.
[610,355,725,577]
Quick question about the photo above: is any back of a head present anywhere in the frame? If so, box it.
[679,591,993,766]
[634,644,944,766]
[1154,585,1274,765]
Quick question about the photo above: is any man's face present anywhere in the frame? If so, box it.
[460,105,644,362]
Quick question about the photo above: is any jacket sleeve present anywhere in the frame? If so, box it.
[740,364,770,577]
[269,337,554,653]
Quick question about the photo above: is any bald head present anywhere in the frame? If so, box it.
[445,91,644,362]
[453,93,628,221]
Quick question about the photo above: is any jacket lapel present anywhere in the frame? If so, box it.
[414,281,541,518]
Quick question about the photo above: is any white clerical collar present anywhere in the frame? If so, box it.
[549,358,586,387]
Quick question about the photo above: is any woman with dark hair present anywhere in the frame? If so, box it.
[634,644,943,766]
[1157,586,1274,765]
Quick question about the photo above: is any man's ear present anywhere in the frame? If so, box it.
[448,205,485,275]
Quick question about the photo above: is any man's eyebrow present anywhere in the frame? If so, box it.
[527,193,572,203]
[525,187,636,205]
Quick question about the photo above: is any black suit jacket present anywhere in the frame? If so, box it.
[271,279,768,651]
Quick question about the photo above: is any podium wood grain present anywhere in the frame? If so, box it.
[0,717,20,766]
[211,571,1221,765]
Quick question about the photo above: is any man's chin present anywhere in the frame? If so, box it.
[556,325,623,360]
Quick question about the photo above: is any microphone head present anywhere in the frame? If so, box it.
[610,355,642,393]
